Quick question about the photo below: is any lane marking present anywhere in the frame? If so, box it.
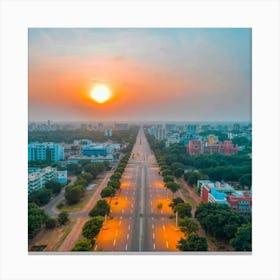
[162,225,166,231]
[152,224,154,229]
[120,216,123,220]
[153,243,156,250]
[125,243,128,251]
[122,209,124,213]
[113,239,116,246]
[128,225,130,230]
[153,233,155,239]
[127,233,129,240]
[166,241,169,248]
[119,220,122,226]
[94,245,98,251]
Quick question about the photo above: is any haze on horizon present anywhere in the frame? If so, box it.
[28,28,251,122]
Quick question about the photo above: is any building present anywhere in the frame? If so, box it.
[188,140,203,154]
[82,145,107,157]
[28,143,65,162]
[67,154,114,164]
[154,124,166,140]
[227,191,252,216]
[115,123,129,130]
[200,182,229,205]
[56,170,68,184]
[187,140,238,155]
[73,139,92,145]
[186,124,197,135]
[165,133,180,147]
[147,126,155,136]
[165,123,176,132]
[104,128,113,137]
[28,167,68,194]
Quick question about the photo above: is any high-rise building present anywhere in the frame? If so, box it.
[155,124,166,140]
[165,123,176,132]
[186,124,197,135]
[28,143,65,162]
[104,128,113,137]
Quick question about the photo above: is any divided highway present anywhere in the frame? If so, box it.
[94,127,184,252]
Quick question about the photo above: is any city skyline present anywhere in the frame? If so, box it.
[29,28,251,122]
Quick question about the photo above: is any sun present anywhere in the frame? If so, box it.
[90,84,111,103]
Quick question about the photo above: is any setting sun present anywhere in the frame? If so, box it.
[90,84,111,103]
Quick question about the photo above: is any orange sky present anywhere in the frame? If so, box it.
[28,28,251,122]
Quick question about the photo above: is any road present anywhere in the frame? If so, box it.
[94,127,184,252]
[43,176,77,217]
[58,171,113,251]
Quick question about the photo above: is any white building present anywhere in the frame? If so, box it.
[104,129,113,137]
[166,133,180,147]
[28,143,65,162]
[28,167,67,195]
[67,154,114,164]
[155,124,166,140]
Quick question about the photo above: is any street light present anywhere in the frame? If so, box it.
[175,211,179,231]
[103,214,108,230]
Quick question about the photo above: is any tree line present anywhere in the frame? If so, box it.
[28,126,139,144]
[145,134,251,188]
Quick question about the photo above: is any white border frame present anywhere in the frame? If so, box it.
[1,1,280,279]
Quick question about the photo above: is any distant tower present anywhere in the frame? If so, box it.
[209,135,215,145]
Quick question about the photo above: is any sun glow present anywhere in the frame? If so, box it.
[90,84,111,103]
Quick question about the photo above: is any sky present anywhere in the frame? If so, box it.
[28,28,251,122]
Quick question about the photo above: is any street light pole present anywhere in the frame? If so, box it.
[175,211,179,231]
[103,214,108,230]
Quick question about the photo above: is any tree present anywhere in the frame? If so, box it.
[107,180,120,190]
[58,211,69,225]
[162,169,172,177]
[79,172,93,184]
[179,217,199,235]
[72,239,93,251]
[45,181,63,195]
[239,174,251,189]
[157,203,163,210]
[89,199,110,217]
[163,175,174,183]
[230,223,252,251]
[45,217,57,229]
[111,172,122,180]
[165,182,180,198]
[174,168,184,178]
[101,186,116,201]
[195,203,247,240]
[83,163,98,179]
[67,163,82,175]
[75,178,88,188]
[177,234,208,251]
[171,162,185,172]
[29,188,52,206]
[28,203,47,239]
[65,185,84,204]
[82,216,104,240]
[169,197,184,210]
[174,202,192,218]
